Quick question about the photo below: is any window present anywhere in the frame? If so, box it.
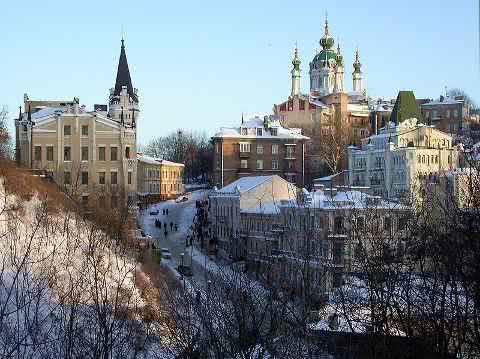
[110,147,118,161]
[239,142,250,153]
[111,171,118,185]
[125,147,130,159]
[241,127,248,136]
[81,171,88,185]
[81,125,88,136]
[215,143,219,153]
[271,128,278,136]
[111,195,118,207]
[384,217,391,231]
[64,172,71,185]
[64,146,71,161]
[240,159,248,169]
[99,196,106,209]
[256,159,263,170]
[98,172,105,184]
[286,146,295,158]
[82,195,89,206]
[356,216,365,230]
[46,146,53,161]
[128,171,132,185]
[272,144,278,155]
[34,146,41,161]
[81,146,88,161]
[64,125,71,136]
[256,144,263,154]
[98,147,106,161]
[272,159,278,170]
[446,110,451,118]
[256,128,263,136]
[454,109,459,118]
[433,110,438,118]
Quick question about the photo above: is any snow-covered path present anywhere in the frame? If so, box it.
[138,190,213,286]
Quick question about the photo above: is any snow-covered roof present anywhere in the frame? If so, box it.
[281,189,401,210]
[215,176,274,194]
[213,115,309,140]
[421,97,463,107]
[137,154,184,167]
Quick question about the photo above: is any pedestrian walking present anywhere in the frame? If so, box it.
[166,208,169,215]
[175,224,178,232]
[163,223,167,230]
[162,209,165,215]
[170,222,173,231]
[164,230,168,238]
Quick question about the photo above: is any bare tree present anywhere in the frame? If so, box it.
[317,111,350,174]
[0,106,12,160]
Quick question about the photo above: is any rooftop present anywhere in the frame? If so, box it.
[213,115,309,140]
[214,175,275,194]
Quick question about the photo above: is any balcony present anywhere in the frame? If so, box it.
[239,151,250,158]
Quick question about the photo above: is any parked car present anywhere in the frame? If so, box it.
[175,196,189,203]
[161,248,172,259]
[177,265,193,277]
[149,208,159,215]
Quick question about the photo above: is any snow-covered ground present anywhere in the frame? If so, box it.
[0,179,175,358]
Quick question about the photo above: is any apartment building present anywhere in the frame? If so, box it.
[347,117,460,199]
[211,115,309,189]
[421,95,472,134]
[208,176,404,301]
[208,175,298,259]
[14,40,139,206]
[137,154,184,203]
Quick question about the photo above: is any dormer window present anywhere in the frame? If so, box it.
[256,128,263,136]
[241,127,247,136]
[271,128,278,136]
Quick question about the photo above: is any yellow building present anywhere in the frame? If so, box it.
[14,40,139,207]
[137,154,184,204]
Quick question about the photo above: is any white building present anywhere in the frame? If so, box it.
[347,118,460,198]
[208,175,298,259]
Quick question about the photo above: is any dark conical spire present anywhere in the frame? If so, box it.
[114,39,137,102]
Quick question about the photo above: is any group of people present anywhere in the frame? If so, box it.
[154,209,178,238]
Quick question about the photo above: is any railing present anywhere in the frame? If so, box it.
[239,152,250,158]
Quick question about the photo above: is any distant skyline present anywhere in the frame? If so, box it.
[1,1,479,145]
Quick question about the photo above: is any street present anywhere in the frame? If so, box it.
[138,190,213,286]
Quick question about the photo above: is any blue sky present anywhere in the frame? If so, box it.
[1,1,478,145]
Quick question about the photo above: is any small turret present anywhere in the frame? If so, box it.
[334,41,344,93]
[290,45,301,97]
[352,48,363,93]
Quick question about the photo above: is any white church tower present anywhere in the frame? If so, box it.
[309,16,337,96]
[290,46,301,97]
[334,42,344,93]
[352,48,363,93]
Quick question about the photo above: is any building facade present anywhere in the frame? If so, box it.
[208,175,298,259]
[208,178,405,301]
[347,118,460,199]
[14,40,139,206]
[420,95,472,134]
[211,115,309,189]
[137,154,185,203]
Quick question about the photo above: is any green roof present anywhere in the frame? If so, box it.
[311,49,337,68]
[390,91,424,125]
